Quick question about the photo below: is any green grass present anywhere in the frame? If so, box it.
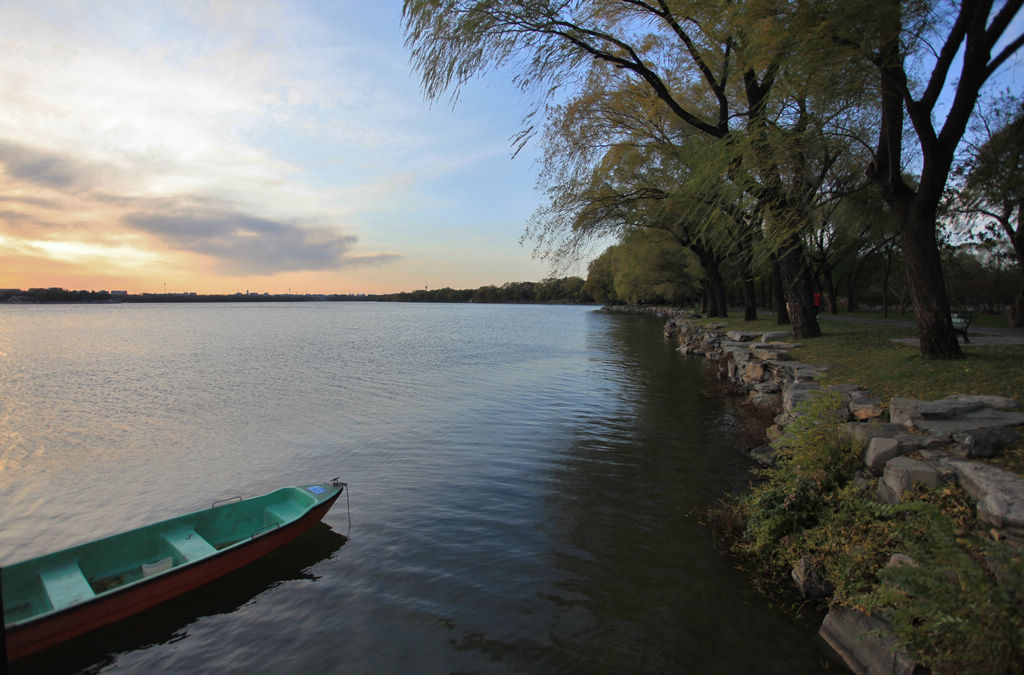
[697,313,1024,402]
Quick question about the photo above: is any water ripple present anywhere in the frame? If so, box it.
[1,304,824,673]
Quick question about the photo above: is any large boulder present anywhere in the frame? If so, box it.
[916,394,1019,418]
[877,457,952,504]
[892,394,1024,438]
[942,459,1024,529]
[818,606,917,675]
[952,426,1022,458]
[863,437,904,472]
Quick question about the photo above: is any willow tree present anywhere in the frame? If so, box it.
[849,0,1024,357]
[403,0,842,338]
[524,67,758,318]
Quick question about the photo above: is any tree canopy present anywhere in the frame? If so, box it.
[404,0,1024,356]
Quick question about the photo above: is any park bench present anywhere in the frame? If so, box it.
[951,313,972,343]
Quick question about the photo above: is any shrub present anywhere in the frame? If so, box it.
[853,489,1024,673]
[735,391,860,572]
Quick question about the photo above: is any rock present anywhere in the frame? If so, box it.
[850,397,886,421]
[829,384,867,401]
[748,391,781,409]
[952,426,1022,458]
[749,445,777,467]
[916,394,1019,419]
[725,331,762,342]
[845,422,907,446]
[886,553,918,568]
[749,347,791,361]
[908,410,1024,438]
[788,362,829,382]
[888,397,924,425]
[891,394,1024,438]
[943,459,1024,529]
[843,423,946,455]
[743,361,765,383]
[760,331,791,341]
[792,557,833,601]
[818,607,917,675]
[774,412,794,427]
[917,448,963,462]
[864,437,904,472]
[751,381,780,394]
[853,469,874,491]
[878,457,950,504]
[783,382,821,412]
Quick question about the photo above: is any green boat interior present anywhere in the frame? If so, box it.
[2,486,320,625]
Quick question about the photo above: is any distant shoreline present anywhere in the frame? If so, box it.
[2,295,597,305]
[1,277,597,305]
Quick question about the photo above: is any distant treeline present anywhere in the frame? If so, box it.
[1,277,595,305]
[381,277,594,304]
[1,289,375,303]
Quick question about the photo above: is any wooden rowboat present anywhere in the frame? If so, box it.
[1,479,347,663]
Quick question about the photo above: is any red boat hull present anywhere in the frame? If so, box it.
[5,491,340,662]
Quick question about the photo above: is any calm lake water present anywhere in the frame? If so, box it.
[0,303,825,673]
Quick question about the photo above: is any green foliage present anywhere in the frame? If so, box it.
[735,391,860,569]
[854,491,1024,672]
[583,231,701,305]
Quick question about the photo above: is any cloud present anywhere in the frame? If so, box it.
[0,136,401,277]
[0,140,97,191]
[124,208,400,276]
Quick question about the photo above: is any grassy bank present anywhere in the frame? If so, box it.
[689,312,1024,671]
[719,393,1024,672]
[697,313,1024,402]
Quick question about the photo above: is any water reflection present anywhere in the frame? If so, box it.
[11,524,347,675]
[446,314,825,672]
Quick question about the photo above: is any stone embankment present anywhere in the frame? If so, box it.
[610,306,1024,674]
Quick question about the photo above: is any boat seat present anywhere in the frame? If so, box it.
[163,526,217,562]
[39,561,95,611]
[264,505,294,524]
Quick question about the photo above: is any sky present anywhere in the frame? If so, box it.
[0,1,559,295]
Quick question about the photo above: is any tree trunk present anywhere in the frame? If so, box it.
[845,268,858,312]
[743,278,757,321]
[900,208,963,358]
[822,268,838,315]
[704,255,728,318]
[1009,211,1024,326]
[778,244,820,338]
[882,252,892,318]
[1012,282,1024,327]
[773,262,789,324]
